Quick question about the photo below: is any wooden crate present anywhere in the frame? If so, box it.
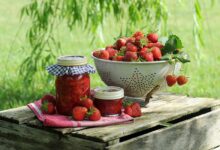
[0,93,220,150]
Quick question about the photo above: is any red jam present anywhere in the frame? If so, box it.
[93,86,124,116]
[94,98,123,116]
[56,73,90,115]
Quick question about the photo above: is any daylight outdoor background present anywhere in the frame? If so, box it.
[0,0,220,110]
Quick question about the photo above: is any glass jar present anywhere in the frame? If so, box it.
[93,86,124,116]
[47,56,95,116]
[56,74,90,115]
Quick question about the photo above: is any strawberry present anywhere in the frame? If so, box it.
[140,47,148,52]
[139,50,146,58]
[116,38,127,49]
[146,42,154,48]
[41,101,56,114]
[93,50,101,58]
[154,42,164,49]
[41,94,56,105]
[123,101,141,117]
[126,37,135,44]
[72,106,88,121]
[87,107,101,121]
[105,48,118,59]
[79,96,93,109]
[133,31,144,38]
[177,75,188,86]
[139,47,154,61]
[146,42,163,49]
[143,52,154,62]
[166,75,177,87]
[124,106,133,116]
[134,36,147,47]
[124,51,138,61]
[99,50,110,60]
[151,47,162,60]
[112,55,124,61]
[126,43,138,52]
[131,102,142,117]
[147,33,158,43]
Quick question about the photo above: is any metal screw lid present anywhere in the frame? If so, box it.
[57,56,87,66]
[93,86,124,100]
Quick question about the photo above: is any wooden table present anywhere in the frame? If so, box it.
[1,93,220,150]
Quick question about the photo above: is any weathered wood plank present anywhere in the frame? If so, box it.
[72,96,220,142]
[125,92,187,107]
[27,119,86,134]
[0,106,35,124]
[0,120,106,150]
[106,108,220,150]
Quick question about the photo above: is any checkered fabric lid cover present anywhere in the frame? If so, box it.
[46,56,96,76]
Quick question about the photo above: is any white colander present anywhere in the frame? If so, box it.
[92,55,180,97]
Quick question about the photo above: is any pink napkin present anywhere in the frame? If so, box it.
[27,100,133,127]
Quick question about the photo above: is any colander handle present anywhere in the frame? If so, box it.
[144,85,160,106]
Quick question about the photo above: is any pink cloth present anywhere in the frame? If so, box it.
[27,100,133,127]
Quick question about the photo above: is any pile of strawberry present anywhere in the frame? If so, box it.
[93,31,163,62]
[40,95,101,121]
[40,94,142,121]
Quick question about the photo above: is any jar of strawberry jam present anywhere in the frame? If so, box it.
[47,56,95,115]
[93,86,124,116]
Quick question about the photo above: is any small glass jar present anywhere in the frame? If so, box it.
[93,86,124,116]
[47,56,95,115]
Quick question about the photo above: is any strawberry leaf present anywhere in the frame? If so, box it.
[137,57,145,62]
[86,107,95,117]
[161,54,174,64]
[123,100,133,107]
[161,54,172,60]
[173,53,190,63]
[162,34,183,54]
[80,95,87,101]
[118,47,126,56]
[140,38,147,47]
[41,102,48,111]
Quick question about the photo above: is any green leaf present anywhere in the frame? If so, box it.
[173,53,190,64]
[162,34,183,54]
[137,57,145,62]
[161,54,174,64]
[161,53,172,60]
[140,38,147,47]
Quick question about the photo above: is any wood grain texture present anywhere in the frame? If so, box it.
[27,119,86,134]
[107,108,220,150]
[0,106,35,124]
[72,95,220,142]
[0,120,105,150]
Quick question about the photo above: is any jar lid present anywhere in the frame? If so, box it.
[93,86,124,100]
[57,56,87,66]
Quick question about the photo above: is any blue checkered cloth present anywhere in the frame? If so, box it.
[46,64,96,76]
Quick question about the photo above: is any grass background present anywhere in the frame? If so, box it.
[0,0,220,110]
